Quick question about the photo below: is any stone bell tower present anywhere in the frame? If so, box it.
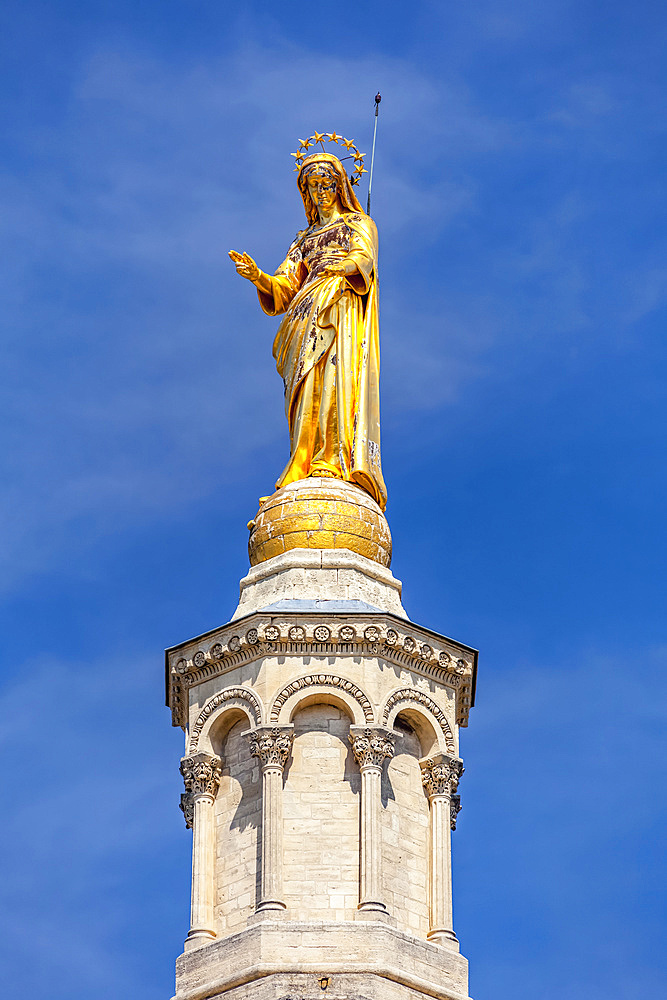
[165,476,477,1000]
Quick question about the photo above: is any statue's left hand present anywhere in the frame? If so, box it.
[325,258,358,277]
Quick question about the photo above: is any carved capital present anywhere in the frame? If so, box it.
[179,753,222,828]
[450,793,462,830]
[349,726,395,769]
[247,726,294,770]
[420,754,464,800]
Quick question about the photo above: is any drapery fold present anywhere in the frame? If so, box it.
[257,211,386,510]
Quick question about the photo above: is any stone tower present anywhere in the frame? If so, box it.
[166,477,477,1000]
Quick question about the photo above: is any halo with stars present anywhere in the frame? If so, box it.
[291,132,368,186]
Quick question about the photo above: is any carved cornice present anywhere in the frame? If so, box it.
[246,726,294,770]
[420,754,464,803]
[349,726,395,769]
[167,615,474,732]
[179,753,222,828]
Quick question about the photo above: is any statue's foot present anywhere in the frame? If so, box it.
[309,468,339,479]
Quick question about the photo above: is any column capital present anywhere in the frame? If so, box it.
[419,753,464,801]
[450,793,462,830]
[349,725,395,769]
[246,725,294,771]
[179,752,222,829]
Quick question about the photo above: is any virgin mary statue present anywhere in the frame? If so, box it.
[229,151,387,511]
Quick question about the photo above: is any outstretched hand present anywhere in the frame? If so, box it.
[229,250,261,282]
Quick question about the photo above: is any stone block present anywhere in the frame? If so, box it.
[172,920,470,1000]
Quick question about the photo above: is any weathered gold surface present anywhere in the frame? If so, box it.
[229,145,386,510]
[249,478,392,568]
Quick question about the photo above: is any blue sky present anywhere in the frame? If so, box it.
[1,1,665,997]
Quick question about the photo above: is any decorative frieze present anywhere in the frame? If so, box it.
[166,613,475,731]
[247,726,294,770]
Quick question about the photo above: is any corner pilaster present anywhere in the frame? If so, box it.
[180,753,222,947]
[420,753,464,948]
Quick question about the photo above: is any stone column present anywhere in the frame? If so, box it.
[180,753,222,945]
[420,753,464,947]
[349,726,395,913]
[247,726,294,912]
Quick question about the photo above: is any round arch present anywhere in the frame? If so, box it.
[269,674,374,726]
[381,688,456,755]
[188,686,263,755]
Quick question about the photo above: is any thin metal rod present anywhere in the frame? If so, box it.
[366,93,381,216]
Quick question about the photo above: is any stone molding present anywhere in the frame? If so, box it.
[381,687,456,754]
[167,614,474,731]
[187,686,263,754]
[233,546,406,621]
[172,918,471,1000]
[246,726,294,770]
[238,546,402,589]
[349,726,395,768]
[269,673,374,725]
[420,754,464,805]
[179,753,222,829]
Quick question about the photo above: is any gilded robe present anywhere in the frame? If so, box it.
[257,211,387,510]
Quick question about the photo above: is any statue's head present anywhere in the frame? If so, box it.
[297,153,364,225]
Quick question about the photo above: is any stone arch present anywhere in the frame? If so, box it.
[269,673,374,726]
[188,686,263,755]
[381,688,455,755]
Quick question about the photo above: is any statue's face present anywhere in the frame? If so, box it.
[306,168,338,212]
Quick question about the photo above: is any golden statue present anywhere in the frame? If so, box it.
[229,139,387,512]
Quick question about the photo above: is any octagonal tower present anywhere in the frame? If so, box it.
[165,479,477,1000]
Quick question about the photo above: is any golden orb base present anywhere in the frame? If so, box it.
[248,477,392,568]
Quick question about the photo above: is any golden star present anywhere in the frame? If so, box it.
[313,131,326,143]
[350,175,359,185]
[327,132,340,143]
[299,138,313,150]
[341,138,355,150]
[355,165,368,175]
[354,152,366,161]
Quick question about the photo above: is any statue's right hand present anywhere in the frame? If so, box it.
[229,250,261,283]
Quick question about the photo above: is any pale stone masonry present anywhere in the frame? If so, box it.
[166,547,477,1000]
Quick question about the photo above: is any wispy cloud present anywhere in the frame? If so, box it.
[1,33,664,597]
[0,43,500,592]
